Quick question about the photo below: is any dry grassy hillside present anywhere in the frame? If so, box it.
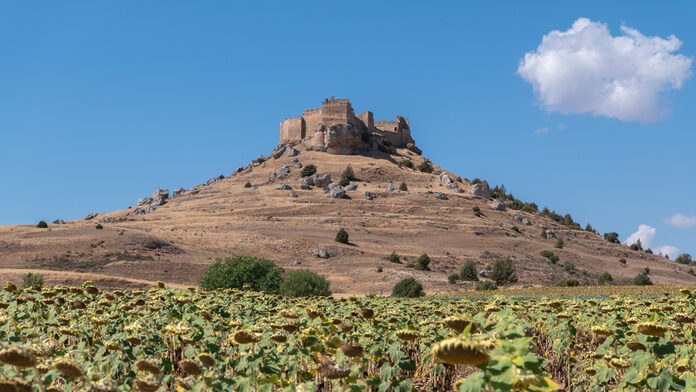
[0,142,693,294]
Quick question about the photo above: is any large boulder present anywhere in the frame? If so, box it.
[327,183,346,199]
[435,192,448,200]
[345,183,358,191]
[322,124,363,154]
[286,148,299,157]
[313,249,330,259]
[490,200,506,211]
[438,173,453,185]
[470,183,491,199]
[150,189,169,207]
[278,183,292,190]
[271,146,286,159]
[386,184,399,193]
[313,174,331,188]
[364,191,375,200]
[172,188,186,197]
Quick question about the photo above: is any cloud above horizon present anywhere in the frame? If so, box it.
[625,224,679,257]
[518,18,692,122]
[664,213,696,228]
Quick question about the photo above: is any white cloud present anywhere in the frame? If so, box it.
[657,245,680,258]
[664,213,696,228]
[625,224,656,247]
[518,18,692,122]
[533,127,549,135]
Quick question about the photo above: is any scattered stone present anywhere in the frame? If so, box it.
[313,174,331,188]
[435,192,448,200]
[328,183,346,199]
[470,183,491,199]
[269,172,277,181]
[137,197,152,206]
[289,191,298,198]
[522,218,531,226]
[479,270,490,278]
[294,162,303,169]
[132,208,146,215]
[538,224,547,230]
[217,174,225,181]
[490,200,506,211]
[278,183,292,190]
[190,188,200,195]
[99,216,114,223]
[438,173,453,185]
[252,155,267,164]
[301,183,311,190]
[293,260,302,265]
[313,249,330,259]
[271,146,286,159]
[52,219,65,224]
[279,165,290,178]
[172,188,186,197]
[546,230,556,239]
[345,183,358,191]
[286,148,299,157]
[206,177,217,186]
[386,184,399,193]
[364,191,375,200]
[85,213,98,221]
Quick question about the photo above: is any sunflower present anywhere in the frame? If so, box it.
[636,322,669,336]
[431,338,489,365]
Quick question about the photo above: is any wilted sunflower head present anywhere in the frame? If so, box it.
[431,337,489,365]
[339,342,364,358]
[196,353,215,368]
[3,281,17,293]
[442,316,477,334]
[179,359,203,376]
[637,322,669,336]
[0,345,37,368]
[590,326,614,337]
[134,377,160,392]
[53,357,83,378]
[395,330,420,341]
[232,330,261,345]
[135,359,161,375]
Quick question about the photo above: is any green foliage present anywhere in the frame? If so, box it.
[376,267,382,273]
[510,225,520,233]
[447,273,459,284]
[618,258,627,265]
[555,278,579,287]
[417,160,433,173]
[585,223,595,232]
[335,228,349,244]
[471,178,481,184]
[300,164,317,177]
[540,230,547,239]
[244,181,252,188]
[604,232,620,244]
[555,237,564,249]
[675,253,693,265]
[598,271,613,285]
[339,165,356,186]
[391,278,424,298]
[540,250,554,258]
[459,260,479,281]
[36,220,48,228]
[540,207,582,230]
[645,248,653,254]
[549,255,559,264]
[399,159,414,169]
[404,263,416,269]
[388,252,401,264]
[398,182,408,191]
[562,261,575,273]
[415,253,431,271]
[632,271,653,286]
[95,224,103,230]
[199,255,284,293]
[22,273,43,288]
[278,270,331,297]
[475,280,498,291]
[489,257,518,286]
[629,239,643,251]
[472,206,481,213]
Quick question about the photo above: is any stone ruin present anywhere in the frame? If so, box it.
[279,97,419,155]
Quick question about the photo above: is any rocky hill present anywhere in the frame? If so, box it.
[1,116,694,293]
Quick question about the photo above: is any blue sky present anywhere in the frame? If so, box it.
[1,1,694,257]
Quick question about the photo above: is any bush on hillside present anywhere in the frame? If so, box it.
[22,273,43,288]
[490,257,518,286]
[629,239,643,251]
[459,260,479,281]
[540,250,554,258]
[555,278,579,287]
[417,160,433,173]
[399,159,414,169]
[278,270,331,297]
[675,253,693,265]
[244,181,252,188]
[447,273,459,284]
[633,272,653,286]
[95,224,103,230]
[300,164,317,177]
[540,230,547,239]
[399,182,408,191]
[335,228,349,244]
[415,254,431,271]
[598,271,613,285]
[36,221,48,228]
[339,165,356,186]
[618,258,627,264]
[388,252,401,264]
[199,255,284,293]
[562,261,575,273]
[604,232,620,244]
[391,278,424,298]
[555,238,564,249]
[475,281,498,291]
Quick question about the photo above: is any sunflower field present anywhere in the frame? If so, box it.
[1,280,696,391]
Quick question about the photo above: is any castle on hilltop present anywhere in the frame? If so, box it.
[280,98,415,153]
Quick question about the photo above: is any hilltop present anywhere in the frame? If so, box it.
[0,99,693,293]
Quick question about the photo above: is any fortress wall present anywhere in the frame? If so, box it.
[374,120,399,133]
[303,109,323,134]
[357,111,374,129]
[280,117,305,142]
[321,101,352,126]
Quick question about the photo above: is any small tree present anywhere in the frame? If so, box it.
[95,224,103,230]
[301,164,317,177]
[540,250,554,258]
[36,221,48,228]
[244,181,252,188]
[22,273,43,288]
[447,273,459,284]
[555,238,564,249]
[199,255,284,293]
[417,160,433,173]
[399,182,408,191]
[604,232,620,244]
[633,272,653,286]
[629,239,643,251]
[562,261,575,273]
[598,271,613,285]
[279,270,331,297]
[540,230,548,239]
[391,278,424,298]
[335,228,349,244]
[675,254,693,265]
[489,257,518,286]
[475,281,498,291]
[400,159,414,169]
[339,165,356,186]
[388,252,401,263]
[618,258,627,265]
[415,254,431,271]
[459,260,479,281]
[555,278,579,287]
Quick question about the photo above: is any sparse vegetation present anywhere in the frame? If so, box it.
[555,238,564,249]
[475,280,498,291]
[36,220,48,228]
[555,278,579,287]
[459,260,479,281]
[339,165,356,186]
[604,232,620,244]
[399,159,414,169]
[335,228,349,244]
[675,253,693,265]
[388,252,401,264]
[540,230,547,239]
[629,239,643,251]
[376,267,383,273]
[391,277,424,298]
[415,254,431,271]
[618,258,627,265]
[95,224,103,230]
[398,182,408,191]
[244,181,252,188]
[278,270,331,297]
[417,160,433,173]
[489,257,517,286]
[199,255,283,292]
[300,164,317,177]
[632,271,653,286]
[562,261,575,273]
[598,271,613,285]
[510,225,520,233]
[22,273,43,288]
[447,273,459,284]
[539,250,559,264]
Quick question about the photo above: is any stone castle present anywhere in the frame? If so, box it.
[280,97,417,154]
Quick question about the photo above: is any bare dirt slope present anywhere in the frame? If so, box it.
[0,142,692,294]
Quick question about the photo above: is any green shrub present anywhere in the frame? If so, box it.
[399,182,408,191]
[22,273,43,288]
[540,250,554,258]
[400,159,414,169]
[376,267,383,273]
[459,260,479,281]
[417,160,433,173]
[549,255,559,264]
[405,263,416,269]
[645,248,653,254]
[489,257,517,286]
[555,278,579,287]
[632,272,652,286]
[36,221,48,228]
[388,252,401,263]
[300,164,317,177]
[562,261,575,273]
[598,271,613,285]
[618,258,627,265]
[540,230,547,239]
[339,165,356,186]
[391,278,424,298]
[95,224,103,230]
[475,281,498,291]
[472,206,480,213]
[278,270,331,297]
[447,273,459,284]
[629,239,643,251]
[555,238,564,249]
[199,255,284,293]
[335,228,349,244]
[604,232,620,244]
[244,181,252,188]
[675,254,693,265]
[510,226,520,233]
[585,223,595,232]
[471,178,481,184]
[415,254,431,271]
